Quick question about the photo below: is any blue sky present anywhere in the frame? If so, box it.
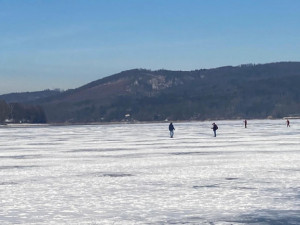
[1,0,300,94]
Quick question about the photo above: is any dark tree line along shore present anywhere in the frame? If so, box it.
[0,100,46,124]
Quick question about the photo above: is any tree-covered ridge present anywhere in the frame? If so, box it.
[1,62,300,123]
[41,62,300,123]
[0,89,62,103]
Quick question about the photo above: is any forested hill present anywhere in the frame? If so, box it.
[0,89,62,103]
[0,90,60,123]
[40,62,300,123]
[1,62,300,123]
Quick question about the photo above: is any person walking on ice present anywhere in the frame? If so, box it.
[286,119,290,127]
[212,123,218,137]
[244,119,247,128]
[169,122,175,138]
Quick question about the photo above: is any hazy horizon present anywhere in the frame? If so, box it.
[1,0,300,94]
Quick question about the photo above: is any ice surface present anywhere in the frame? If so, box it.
[0,119,300,224]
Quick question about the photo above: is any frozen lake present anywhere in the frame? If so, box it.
[1,119,300,224]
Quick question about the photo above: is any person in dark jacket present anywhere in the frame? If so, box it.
[212,123,218,137]
[244,119,247,128]
[169,122,175,138]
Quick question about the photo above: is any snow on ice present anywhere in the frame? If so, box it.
[0,119,300,224]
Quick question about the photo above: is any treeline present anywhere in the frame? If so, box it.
[0,100,46,124]
[0,89,62,103]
